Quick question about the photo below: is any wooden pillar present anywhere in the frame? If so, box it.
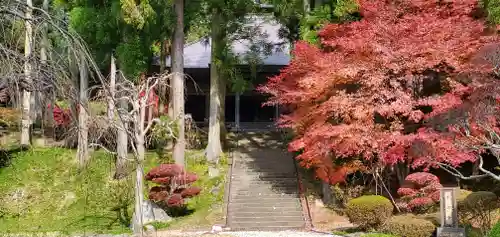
[235,92,240,130]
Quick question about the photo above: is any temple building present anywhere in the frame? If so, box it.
[152,13,290,131]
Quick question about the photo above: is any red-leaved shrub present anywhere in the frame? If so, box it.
[146,164,201,208]
[397,172,442,213]
[50,104,72,126]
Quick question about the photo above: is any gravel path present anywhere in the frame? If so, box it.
[153,230,343,237]
[224,230,341,237]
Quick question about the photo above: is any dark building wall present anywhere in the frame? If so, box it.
[151,64,284,124]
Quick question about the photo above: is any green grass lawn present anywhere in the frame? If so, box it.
[0,147,227,235]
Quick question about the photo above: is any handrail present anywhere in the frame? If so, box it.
[287,128,313,231]
[294,157,314,231]
[223,128,238,229]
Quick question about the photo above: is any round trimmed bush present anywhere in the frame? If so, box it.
[346,195,393,230]
[461,191,498,210]
[457,189,473,203]
[381,214,436,237]
[458,191,498,231]
[488,221,500,237]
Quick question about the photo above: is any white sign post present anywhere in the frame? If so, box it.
[437,187,465,237]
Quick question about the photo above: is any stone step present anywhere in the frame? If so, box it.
[231,176,298,183]
[228,225,305,231]
[231,172,297,180]
[232,169,297,174]
[229,204,303,212]
[230,175,298,180]
[228,209,304,216]
[230,198,301,205]
[232,168,297,173]
[232,168,296,173]
[234,161,295,165]
[230,179,298,185]
[230,193,300,200]
[230,190,299,196]
[230,195,299,200]
[229,221,305,231]
[234,159,295,164]
[230,215,304,223]
[230,184,298,191]
[230,200,301,208]
[230,189,299,195]
[234,167,294,170]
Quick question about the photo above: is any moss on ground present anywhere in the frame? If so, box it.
[0,147,227,235]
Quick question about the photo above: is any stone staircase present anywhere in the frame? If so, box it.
[226,131,306,231]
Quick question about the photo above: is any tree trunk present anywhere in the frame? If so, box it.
[158,40,167,115]
[206,10,224,176]
[133,138,145,236]
[395,163,409,187]
[21,0,33,147]
[132,95,147,236]
[108,53,116,121]
[41,3,55,139]
[321,181,333,205]
[77,54,89,169]
[172,0,185,165]
[164,39,174,151]
[219,75,227,149]
[115,69,128,179]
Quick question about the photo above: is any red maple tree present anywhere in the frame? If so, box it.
[259,0,499,183]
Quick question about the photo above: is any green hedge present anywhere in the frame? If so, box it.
[346,195,393,230]
[381,214,435,237]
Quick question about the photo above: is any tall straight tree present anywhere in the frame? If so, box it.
[206,8,224,175]
[204,0,266,175]
[21,0,33,147]
[77,53,89,168]
[41,0,55,139]
[108,53,116,121]
[171,0,185,165]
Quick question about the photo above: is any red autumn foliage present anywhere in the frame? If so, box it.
[49,104,72,126]
[259,0,499,183]
[149,186,169,201]
[166,194,184,207]
[145,164,201,208]
[145,164,184,180]
[151,177,171,184]
[171,173,198,186]
[178,187,202,198]
[397,172,442,212]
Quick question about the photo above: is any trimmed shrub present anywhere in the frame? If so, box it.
[457,189,473,202]
[146,164,201,208]
[458,191,499,234]
[346,195,393,230]
[397,172,441,214]
[362,234,399,237]
[0,107,20,128]
[489,221,500,237]
[381,214,435,237]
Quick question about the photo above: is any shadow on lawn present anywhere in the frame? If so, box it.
[0,146,28,169]
[63,214,130,233]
